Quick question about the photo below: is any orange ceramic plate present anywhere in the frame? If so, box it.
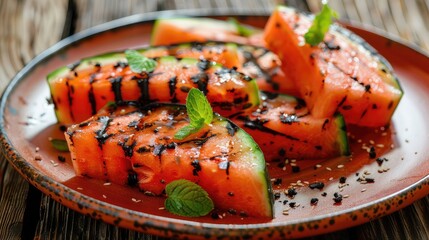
[1,9,429,239]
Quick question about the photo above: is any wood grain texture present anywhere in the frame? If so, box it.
[0,0,428,239]
[0,0,68,239]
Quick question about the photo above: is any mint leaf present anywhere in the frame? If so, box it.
[186,88,213,125]
[50,139,69,152]
[304,3,339,46]
[165,179,214,217]
[174,118,204,140]
[228,18,257,37]
[125,49,157,73]
[174,88,213,140]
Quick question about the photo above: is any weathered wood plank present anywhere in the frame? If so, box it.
[0,0,68,239]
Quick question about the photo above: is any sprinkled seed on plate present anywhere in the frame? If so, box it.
[291,159,296,163]
[303,181,310,185]
[104,182,111,186]
[378,169,384,173]
[102,195,107,199]
[329,177,334,181]
[282,166,287,171]
[343,194,349,198]
[35,147,40,152]
[376,144,384,148]
[316,164,322,168]
[369,140,375,145]
[364,170,371,175]
[361,188,367,192]
[282,209,289,215]
[35,155,42,161]
[326,167,332,171]
[159,207,165,210]
[290,163,297,167]
[337,164,344,169]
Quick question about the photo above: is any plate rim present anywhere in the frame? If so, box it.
[1,8,429,238]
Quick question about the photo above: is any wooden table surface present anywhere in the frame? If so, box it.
[1,0,429,239]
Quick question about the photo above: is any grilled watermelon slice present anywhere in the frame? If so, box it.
[151,17,264,46]
[151,18,299,95]
[48,55,259,124]
[65,102,273,218]
[264,6,403,127]
[231,91,349,161]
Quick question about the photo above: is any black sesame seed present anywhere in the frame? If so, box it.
[289,202,296,208]
[339,176,347,184]
[274,192,281,200]
[287,188,297,198]
[274,178,282,186]
[292,166,301,173]
[321,192,327,197]
[227,208,237,215]
[283,200,289,205]
[59,125,67,131]
[310,198,319,205]
[211,212,220,219]
[309,182,325,190]
[369,146,376,158]
[57,155,66,162]
[333,192,343,203]
[365,178,375,183]
[376,157,387,166]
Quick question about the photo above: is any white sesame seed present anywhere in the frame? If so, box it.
[77,187,83,190]
[35,147,40,152]
[316,164,322,168]
[326,167,332,171]
[102,194,107,199]
[291,159,297,163]
[376,144,384,148]
[381,132,388,136]
[158,207,165,210]
[103,182,111,186]
[343,194,350,198]
[369,140,375,145]
[361,188,367,192]
[337,164,344,169]
[329,177,334,181]
[290,163,297,167]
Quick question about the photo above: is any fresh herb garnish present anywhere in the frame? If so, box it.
[304,3,338,46]
[228,17,257,37]
[50,139,69,152]
[174,88,213,140]
[164,179,214,217]
[125,49,157,73]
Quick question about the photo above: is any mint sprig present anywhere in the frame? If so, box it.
[125,49,157,73]
[164,179,214,217]
[50,139,69,152]
[174,88,213,140]
[304,3,339,46]
[228,18,257,37]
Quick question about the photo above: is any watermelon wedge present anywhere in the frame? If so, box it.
[65,102,273,218]
[231,91,349,161]
[264,6,403,127]
[48,55,259,124]
[151,17,264,46]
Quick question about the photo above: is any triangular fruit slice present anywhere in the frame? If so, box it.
[264,6,403,127]
[65,102,273,218]
[48,55,259,124]
[231,91,349,161]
